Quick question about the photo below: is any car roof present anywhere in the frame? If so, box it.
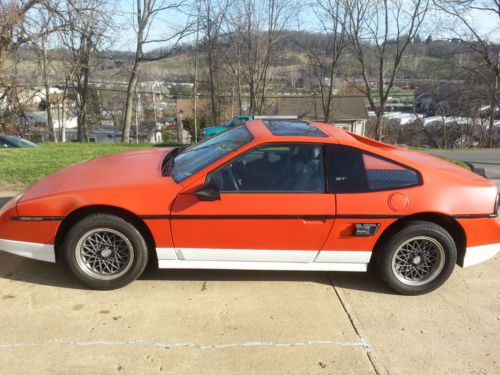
[245,119,365,145]
[245,119,408,158]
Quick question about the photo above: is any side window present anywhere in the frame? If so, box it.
[326,145,420,193]
[207,144,325,193]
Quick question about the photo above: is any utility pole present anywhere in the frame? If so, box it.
[193,0,201,143]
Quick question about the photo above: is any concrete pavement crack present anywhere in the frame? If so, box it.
[325,272,387,375]
[0,338,372,351]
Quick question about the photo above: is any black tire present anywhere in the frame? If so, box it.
[62,214,149,290]
[374,221,457,295]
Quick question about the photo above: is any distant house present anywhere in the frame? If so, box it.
[66,123,123,144]
[274,96,369,135]
[21,113,167,144]
[66,122,167,144]
[21,111,78,141]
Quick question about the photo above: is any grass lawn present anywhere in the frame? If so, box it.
[409,147,471,169]
[0,143,154,191]
[436,157,470,169]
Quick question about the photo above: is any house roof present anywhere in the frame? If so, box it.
[329,96,369,121]
[275,96,368,122]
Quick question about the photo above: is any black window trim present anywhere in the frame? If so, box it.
[326,144,423,194]
[205,142,329,194]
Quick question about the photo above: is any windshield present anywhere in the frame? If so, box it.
[170,125,253,182]
[4,136,37,147]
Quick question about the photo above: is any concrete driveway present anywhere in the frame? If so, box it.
[0,250,499,374]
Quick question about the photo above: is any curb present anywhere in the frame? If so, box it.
[0,191,19,198]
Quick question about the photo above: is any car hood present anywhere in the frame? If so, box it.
[21,148,174,202]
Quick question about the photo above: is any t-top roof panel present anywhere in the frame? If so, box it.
[263,121,328,138]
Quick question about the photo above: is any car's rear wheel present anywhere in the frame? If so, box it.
[375,221,457,295]
[62,214,148,290]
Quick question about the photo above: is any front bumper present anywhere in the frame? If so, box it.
[0,238,55,262]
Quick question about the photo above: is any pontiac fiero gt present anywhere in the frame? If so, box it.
[0,120,498,294]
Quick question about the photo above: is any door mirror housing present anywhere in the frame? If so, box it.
[193,183,221,201]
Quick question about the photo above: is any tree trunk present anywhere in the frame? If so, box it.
[44,86,56,142]
[123,22,145,143]
[207,45,219,124]
[324,73,335,123]
[122,61,140,143]
[60,84,68,142]
[236,56,242,114]
[59,101,66,142]
[176,113,184,144]
[487,100,496,148]
[77,65,90,142]
[41,36,56,142]
[374,103,387,141]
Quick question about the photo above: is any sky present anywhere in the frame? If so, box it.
[111,1,500,52]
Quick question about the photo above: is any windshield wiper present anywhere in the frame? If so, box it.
[161,146,186,176]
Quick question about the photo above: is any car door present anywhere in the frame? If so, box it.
[170,143,335,262]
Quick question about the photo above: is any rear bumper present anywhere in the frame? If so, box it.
[0,238,55,263]
[462,243,499,268]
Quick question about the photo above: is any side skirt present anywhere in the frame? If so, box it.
[157,260,367,272]
[155,248,372,272]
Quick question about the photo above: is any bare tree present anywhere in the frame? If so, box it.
[225,16,245,114]
[121,0,187,142]
[436,0,500,147]
[199,0,232,124]
[345,0,429,140]
[0,0,61,134]
[228,0,296,114]
[32,6,61,142]
[0,1,57,75]
[302,0,349,122]
[61,0,112,142]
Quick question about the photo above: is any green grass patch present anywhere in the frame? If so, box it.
[0,143,155,191]
[440,157,470,169]
[409,148,471,169]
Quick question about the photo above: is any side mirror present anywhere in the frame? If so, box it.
[193,183,221,201]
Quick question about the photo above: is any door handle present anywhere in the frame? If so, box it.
[303,215,327,222]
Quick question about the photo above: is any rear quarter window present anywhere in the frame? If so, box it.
[326,145,421,193]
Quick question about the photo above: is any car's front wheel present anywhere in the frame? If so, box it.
[375,221,457,295]
[62,214,149,290]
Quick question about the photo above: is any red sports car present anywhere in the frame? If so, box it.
[0,120,498,294]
